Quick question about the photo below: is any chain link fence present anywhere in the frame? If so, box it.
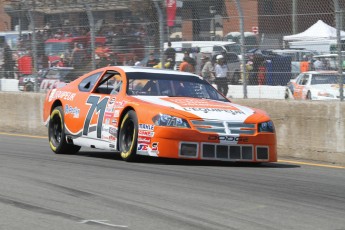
[1,0,344,99]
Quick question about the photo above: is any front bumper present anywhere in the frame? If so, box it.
[137,126,277,162]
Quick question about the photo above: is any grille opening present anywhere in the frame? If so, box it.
[257,147,269,160]
[202,144,254,161]
[180,143,198,157]
[242,146,253,159]
[229,146,241,159]
[203,144,215,158]
[216,145,228,159]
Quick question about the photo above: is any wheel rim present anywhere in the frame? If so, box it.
[121,120,134,152]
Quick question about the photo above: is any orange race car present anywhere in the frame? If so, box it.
[43,66,277,162]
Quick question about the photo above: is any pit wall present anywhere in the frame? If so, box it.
[1,92,344,165]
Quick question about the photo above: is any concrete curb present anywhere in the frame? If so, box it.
[1,92,344,165]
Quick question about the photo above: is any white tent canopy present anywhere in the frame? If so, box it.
[283,20,345,41]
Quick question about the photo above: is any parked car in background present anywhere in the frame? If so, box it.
[265,49,319,77]
[18,67,77,92]
[311,53,345,71]
[285,71,341,100]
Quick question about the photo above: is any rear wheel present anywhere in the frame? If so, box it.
[119,110,138,162]
[48,106,81,154]
[24,82,34,92]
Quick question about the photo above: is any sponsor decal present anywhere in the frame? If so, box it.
[109,97,116,105]
[184,107,245,115]
[163,98,237,109]
[151,142,158,151]
[65,104,80,118]
[23,77,35,83]
[111,119,118,125]
[147,142,159,156]
[138,130,155,137]
[113,110,120,118]
[114,101,125,107]
[101,135,109,141]
[138,144,148,151]
[109,135,116,142]
[138,136,151,143]
[104,112,114,118]
[105,107,115,113]
[139,124,154,131]
[109,127,117,135]
[208,135,248,142]
[49,89,76,102]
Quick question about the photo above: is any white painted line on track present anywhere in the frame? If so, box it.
[79,220,128,228]
[0,132,46,139]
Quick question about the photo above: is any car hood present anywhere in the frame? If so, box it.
[133,96,255,121]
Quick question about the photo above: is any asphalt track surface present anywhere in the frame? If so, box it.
[0,133,345,230]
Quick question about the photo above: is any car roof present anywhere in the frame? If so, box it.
[112,66,197,76]
[49,67,74,70]
[302,70,339,74]
[313,54,340,58]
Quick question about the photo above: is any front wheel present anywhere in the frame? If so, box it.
[24,82,34,92]
[306,91,312,100]
[48,106,81,154]
[119,110,138,162]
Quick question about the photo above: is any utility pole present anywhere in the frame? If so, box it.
[292,0,297,34]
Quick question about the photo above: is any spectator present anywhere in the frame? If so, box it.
[257,61,266,85]
[153,58,172,69]
[56,54,67,67]
[37,54,49,70]
[146,52,159,67]
[201,55,214,83]
[249,54,262,85]
[70,43,85,69]
[214,55,229,96]
[313,58,323,70]
[126,56,139,66]
[184,50,196,68]
[97,56,112,68]
[164,41,176,68]
[179,57,194,73]
[3,43,15,78]
[241,60,253,84]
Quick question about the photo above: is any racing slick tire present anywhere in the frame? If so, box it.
[48,106,81,154]
[24,82,34,92]
[306,91,312,100]
[285,89,290,99]
[119,110,138,162]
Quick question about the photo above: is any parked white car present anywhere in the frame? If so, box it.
[285,71,342,100]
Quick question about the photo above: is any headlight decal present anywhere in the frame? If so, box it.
[258,120,275,133]
[152,114,190,128]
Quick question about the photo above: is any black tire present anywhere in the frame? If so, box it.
[119,110,138,162]
[285,89,290,99]
[25,83,34,92]
[306,91,312,100]
[48,106,81,154]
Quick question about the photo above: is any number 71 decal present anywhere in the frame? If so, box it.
[83,95,109,138]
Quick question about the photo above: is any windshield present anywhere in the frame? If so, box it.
[311,74,339,85]
[45,42,70,56]
[224,44,241,55]
[126,72,228,102]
